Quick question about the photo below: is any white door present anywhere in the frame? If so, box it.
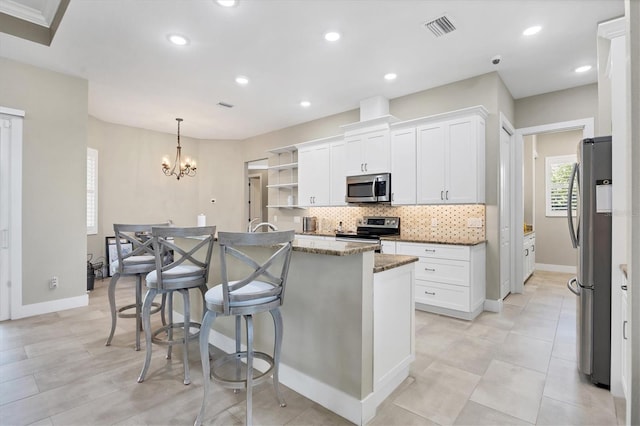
[0,109,23,321]
[499,126,512,299]
[0,115,11,320]
[362,130,390,173]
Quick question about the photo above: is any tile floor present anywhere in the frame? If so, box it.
[0,271,626,425]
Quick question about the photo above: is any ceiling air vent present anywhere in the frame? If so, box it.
[424,15,456,37]
[217,101,234,108]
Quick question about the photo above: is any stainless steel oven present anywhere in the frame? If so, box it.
[335,216,400,251]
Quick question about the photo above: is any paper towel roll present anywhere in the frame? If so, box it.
[197,214,206,227]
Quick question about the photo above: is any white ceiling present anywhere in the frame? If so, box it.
[0,0,624,140]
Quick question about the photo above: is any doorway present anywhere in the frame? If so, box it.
[512,117,594,294]
[246,159,268,228]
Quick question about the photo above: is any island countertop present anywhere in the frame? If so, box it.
[374,254,419,273]
[293,237,379,256]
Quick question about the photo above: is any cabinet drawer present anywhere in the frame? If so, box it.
[415,281,469,311]
[397,242,469,261]
[414,258,469,286]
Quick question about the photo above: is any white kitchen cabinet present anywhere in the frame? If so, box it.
[390,127,417,205]
[523,232,535,283]
[396,241,486,320]
[298,142,330,207]
[345,130,391,176]
[267,145,299,208]
[380,240,396,254]
[330,139,347,206]
[416,114,485,204]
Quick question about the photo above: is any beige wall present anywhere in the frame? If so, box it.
[87,116,245,260]
[533,130,582,267]
[0,58,88,305]
[514,84,599,131]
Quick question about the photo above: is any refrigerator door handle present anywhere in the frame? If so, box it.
[567,162,579,249]
[567,276,580,296]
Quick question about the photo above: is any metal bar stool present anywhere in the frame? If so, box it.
[195,230,294,426]
[106,223,169,350]
[137,225,216,385]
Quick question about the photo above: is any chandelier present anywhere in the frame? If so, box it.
[162,118,196,180]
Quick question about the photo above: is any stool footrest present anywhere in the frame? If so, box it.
[150,322,201,347]
[211,351,275,389]
[117,302,162,319]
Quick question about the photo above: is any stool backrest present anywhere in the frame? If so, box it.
[151,226,216,290]
[112,223,170,274]
[217,230,294,314]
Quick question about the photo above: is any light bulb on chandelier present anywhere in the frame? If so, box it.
[162,118,196,180]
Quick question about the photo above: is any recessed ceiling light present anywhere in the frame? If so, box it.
[384,73,397,81]
[235,75,249,85]
[216,0,237,6]
[300,101,311,108]
[575,65,592,73]
[523,25,542,36]
[168,34,189,46]
[324,31,341,42]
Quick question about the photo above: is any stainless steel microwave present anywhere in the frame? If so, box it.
[345,173,391,203]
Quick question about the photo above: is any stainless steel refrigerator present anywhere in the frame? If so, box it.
[567,136,612,388]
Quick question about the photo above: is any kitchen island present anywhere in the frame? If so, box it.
[191,237,417,425]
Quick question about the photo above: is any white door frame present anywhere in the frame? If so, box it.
[0,106,24,321]
[499,113,516,296]
[513,117,594,295]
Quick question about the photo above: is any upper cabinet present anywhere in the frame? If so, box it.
[390,127,417,205]
[296,135,342,207]
[345,129,391,176]
[330,139,347,206]
[415,108,486,204]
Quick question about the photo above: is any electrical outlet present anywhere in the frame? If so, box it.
[467,218,483,228]
[430,218,438,227]
[293,216,301,224]
[50,276,58,289]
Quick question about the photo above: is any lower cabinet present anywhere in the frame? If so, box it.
[395,241,486,320]
[523,233,535,283]
[621,275,629,399]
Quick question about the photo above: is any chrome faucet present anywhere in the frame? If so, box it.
[248,220,279,232]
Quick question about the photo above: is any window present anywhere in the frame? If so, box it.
[546,154,577,217]
[87,148,98,234]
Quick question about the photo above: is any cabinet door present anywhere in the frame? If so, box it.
[298,144,330,206]
[330,140,347,206]
[391,128,416,205]
[446,117,480,203]
[362,130,390,173]
[345,135,364,176]
[416,123,446,204]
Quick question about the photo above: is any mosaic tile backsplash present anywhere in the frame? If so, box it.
[308,204,485,243]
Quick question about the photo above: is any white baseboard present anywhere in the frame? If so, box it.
[12,294,89,319]
[483,299,502,313]
[535,263,577,274]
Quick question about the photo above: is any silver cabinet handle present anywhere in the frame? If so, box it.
[424,291,436,295]
[445,190,449,200]
[364,163,368,171]
[424,268,436,272]
[425,248,436,253]
[525,248,529,256]
[623,320,628,340]
[531,245,535,252]
[440,190,444,200]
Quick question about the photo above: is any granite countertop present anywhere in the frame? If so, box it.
[524,230,535,236]
[297,232,485,246]
[374,254,419,273]
[380,235,486,246]
[293,238,378,256]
